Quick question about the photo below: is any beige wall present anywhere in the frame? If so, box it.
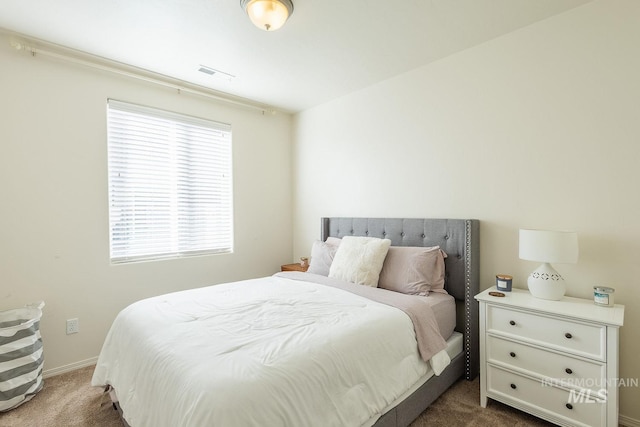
[0,33,293,374]
[292,0,639,422]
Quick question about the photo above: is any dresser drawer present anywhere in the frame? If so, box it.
[487,305,606,360]
[487,335,606,392]
[487,365,605,427]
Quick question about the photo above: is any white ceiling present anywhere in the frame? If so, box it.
[0,0,590,113]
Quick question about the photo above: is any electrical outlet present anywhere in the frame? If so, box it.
[66,318,79,335]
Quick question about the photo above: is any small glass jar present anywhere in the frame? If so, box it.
[593,286,615,307]
[496,274,513,292]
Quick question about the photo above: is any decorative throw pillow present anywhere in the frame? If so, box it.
[378,246,447,295]
[328,236,391,287]
[307,240,339,276]
[325,236,342,247]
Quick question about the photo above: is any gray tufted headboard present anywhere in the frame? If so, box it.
[321,217,480,380]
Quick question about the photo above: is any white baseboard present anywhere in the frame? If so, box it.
[621,414,640,427]
[43,356,98,379]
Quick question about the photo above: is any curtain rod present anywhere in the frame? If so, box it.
[8,35,278,115]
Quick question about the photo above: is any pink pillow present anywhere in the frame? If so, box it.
[378,246,447,295]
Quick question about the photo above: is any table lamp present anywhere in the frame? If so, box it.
[519,229,579,300]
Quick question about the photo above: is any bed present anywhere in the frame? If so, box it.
[92,217,480,427]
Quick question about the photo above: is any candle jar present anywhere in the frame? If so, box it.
[496,274,513,292]
[593,286,615,307]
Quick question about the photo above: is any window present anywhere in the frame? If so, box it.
[107,100,233,263]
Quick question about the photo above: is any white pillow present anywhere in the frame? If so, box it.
[328,236,391,287]
[307,240,339,276]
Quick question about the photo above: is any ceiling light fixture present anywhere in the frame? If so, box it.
[240,0,294,31]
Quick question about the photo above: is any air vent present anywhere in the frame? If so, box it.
[198,66,215,75]
[198,65,235,80]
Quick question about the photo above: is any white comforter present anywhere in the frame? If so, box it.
[92,275,441,427]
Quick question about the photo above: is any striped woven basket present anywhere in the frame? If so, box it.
[0,301,45,412]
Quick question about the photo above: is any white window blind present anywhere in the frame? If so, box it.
[107,99,233,263]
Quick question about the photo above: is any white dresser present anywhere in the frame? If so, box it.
[475,287,624,427]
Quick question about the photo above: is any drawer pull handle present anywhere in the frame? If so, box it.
[565,368,573,374]
[509,320,516,326]
[510,383,517,390]
[509,352,516,358]
[566,403,573,410]
[565,333,573,339]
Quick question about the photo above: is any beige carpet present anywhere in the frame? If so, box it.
[1,366,122,427]
[1,366,553,426]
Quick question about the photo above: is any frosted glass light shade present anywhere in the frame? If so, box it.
[519,229,579,301]
[241,0,294,31]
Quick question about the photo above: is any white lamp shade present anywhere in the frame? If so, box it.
[519,229,578,264]
[242,0,293,31]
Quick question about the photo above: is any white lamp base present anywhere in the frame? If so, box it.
[527,262,566,300]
